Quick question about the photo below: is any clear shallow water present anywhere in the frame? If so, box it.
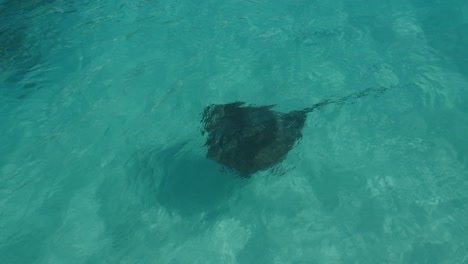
[1,0,467,263]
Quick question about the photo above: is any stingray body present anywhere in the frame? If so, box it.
[201,86,391,177]
[202,102,308,177]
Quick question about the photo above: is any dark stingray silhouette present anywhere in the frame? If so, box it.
[201,86,391,177]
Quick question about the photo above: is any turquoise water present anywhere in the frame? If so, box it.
[1,0,468,263]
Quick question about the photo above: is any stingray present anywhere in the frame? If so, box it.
[201,86,391,177]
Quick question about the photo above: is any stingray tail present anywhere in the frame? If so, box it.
[302,85,400,114]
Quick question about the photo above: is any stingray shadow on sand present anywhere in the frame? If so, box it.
[127,141,245,217]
